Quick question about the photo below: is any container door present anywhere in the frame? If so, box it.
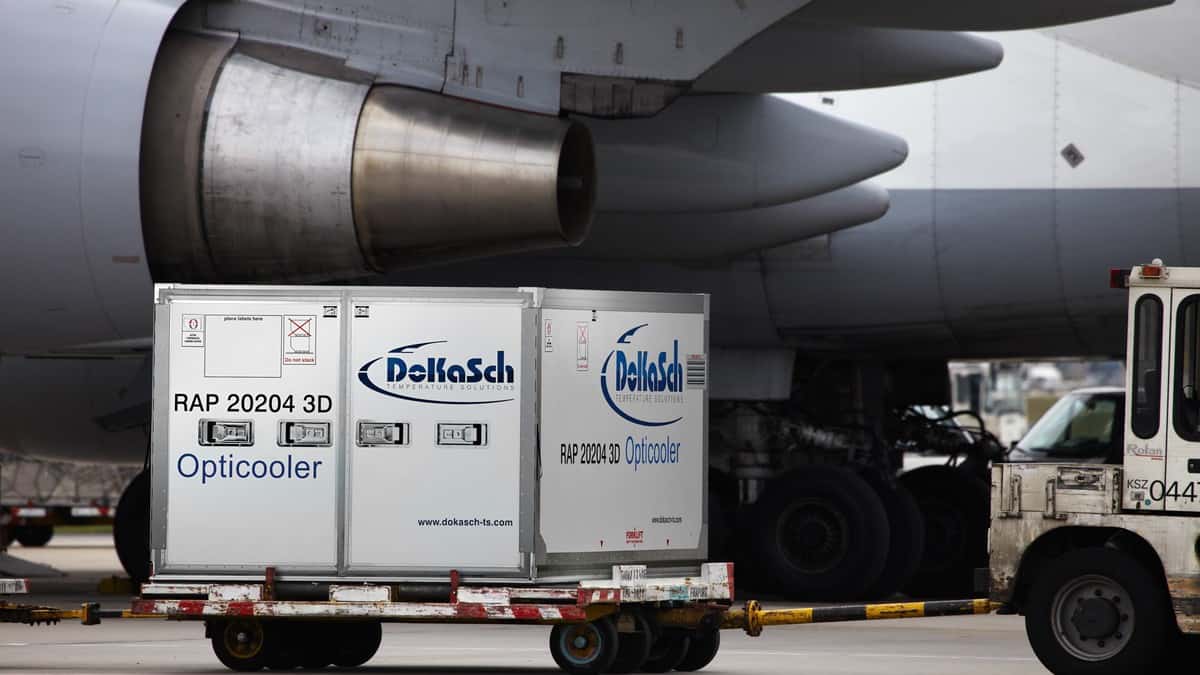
[1156,289,1200,511]
[538,305,707,560]
[1122,288,1169,511]
[345,296,531,574]
[160,295,342,572]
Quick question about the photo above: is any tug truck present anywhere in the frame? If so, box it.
[990,259,1200,674]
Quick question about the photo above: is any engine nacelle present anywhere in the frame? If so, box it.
[141,33,596,283]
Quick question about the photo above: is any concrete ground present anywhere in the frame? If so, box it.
[1,534,1046,674]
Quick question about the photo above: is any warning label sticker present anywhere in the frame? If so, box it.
[284,316,315,365]
[182,315,205,348]
[575,323,589,371]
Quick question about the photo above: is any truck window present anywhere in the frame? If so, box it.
[1173,295,1200,441]
[1017,393,1120,460]
[1131,295,1162,439]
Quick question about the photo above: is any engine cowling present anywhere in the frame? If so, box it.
[141,33,596,283]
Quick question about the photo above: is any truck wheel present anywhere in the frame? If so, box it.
[858,472,924,600]
[113,470,151,583]
[675,626,720,671]
[550,618,619,673]
[749,465,889,599]
[1025,547,1169,675]
[331,621,382,667]
[640,631,690,672]
[211,619,275,671]
[899,466,987,598]
[608,612,653,673]
[14,525,54,547]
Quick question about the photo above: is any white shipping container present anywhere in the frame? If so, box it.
[150,286,708,582]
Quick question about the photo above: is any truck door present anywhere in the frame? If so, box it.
[1123,288,1169,511]
[1158,288,1200,511]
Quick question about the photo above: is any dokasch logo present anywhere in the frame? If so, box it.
[600,324,684,426]
[359,340,515,405]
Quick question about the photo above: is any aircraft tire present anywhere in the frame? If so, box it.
[858,471,925,600]
[899,465,988,598]
[114,470,151,583]
[14,525,54,547]
[707,469,737,562]
[749,465,889,600]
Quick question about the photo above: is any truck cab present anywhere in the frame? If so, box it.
[990,260,1200,674]
[1004,387,1125,465]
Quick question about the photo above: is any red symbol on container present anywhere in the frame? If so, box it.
[287,318,312,337]
[187,318,199,330]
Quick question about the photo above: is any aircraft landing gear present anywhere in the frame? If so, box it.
[113,470,150,583]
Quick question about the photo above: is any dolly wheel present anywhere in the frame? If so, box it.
[676,627,720,671]
[211,619,273,671]
[549,618,619,673]
[608,612,654,673]
[640,631,691,672]
[332,622,383,668]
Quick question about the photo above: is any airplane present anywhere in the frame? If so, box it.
[0,0,1175,594]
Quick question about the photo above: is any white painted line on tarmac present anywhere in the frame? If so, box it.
[394,647,546,653]
[1,641,193,648]
[724,649,1036,662]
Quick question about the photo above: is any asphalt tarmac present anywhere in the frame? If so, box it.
[0,534,1047,674]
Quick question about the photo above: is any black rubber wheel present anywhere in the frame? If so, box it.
[899,465,988,598]
[676,627,720,672]
[264,623,308,670]
[331,621,382,667]
[211,619,274,671]
[113,470,151,583]
[608,613,654,673]
[549,618,619,673]
[1025,547,1170,675]
[708,468,737,562]
[749,465,890,599]
[858,471,925,600]
[640,631,691,673]
[14,525,54,548]
[297,624,335,669]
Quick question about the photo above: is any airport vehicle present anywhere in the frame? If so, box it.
[0,453,138,548]
[0,0,1176,595]
[990,260,1200,674]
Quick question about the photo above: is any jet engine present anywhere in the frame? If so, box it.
[141,33,596,283]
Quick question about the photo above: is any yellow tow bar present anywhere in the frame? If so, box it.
[720,598,1001,636]
[0,602,154,626]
